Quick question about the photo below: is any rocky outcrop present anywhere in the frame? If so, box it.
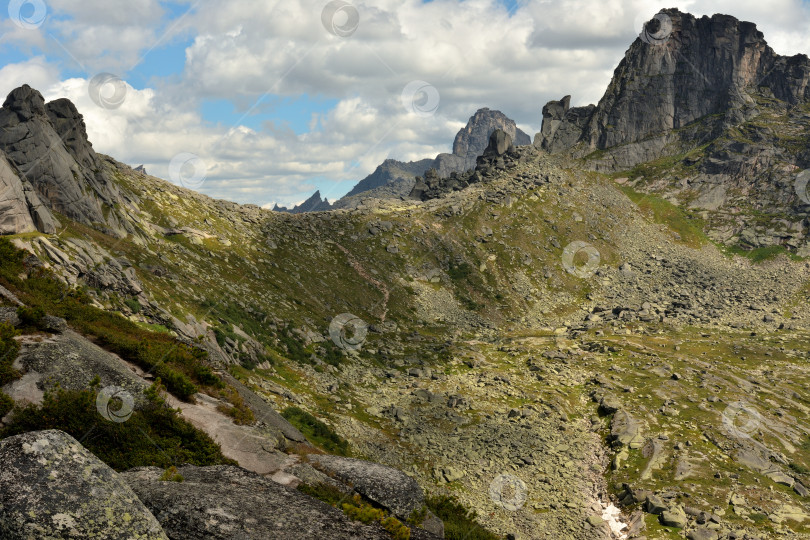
[122,465,396,540]
[5,329,150,408]
[0,155,42,234]
[409,129,525,201]
[0,85,126,236]
[0,430,167,539]
[327,108,529,209]
[308,454,426,518]
[536,9,810,169]
[449,108,529,170]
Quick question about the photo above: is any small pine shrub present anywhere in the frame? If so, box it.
[1,380,235,471]
[16,306,45,329]
[297,482,350,507]
[341,496,410,540]
[124,298,142,313]
[427,495,500,540]
[0,323,21,386]
[216,387,255,425]
[159,465,184,482]
[0,391,13,418]
[281,406,349,455]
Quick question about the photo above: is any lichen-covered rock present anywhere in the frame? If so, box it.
[10,329,149,406]
[0,429,167,539]
[308,454,425,518]
[122,465,394,540]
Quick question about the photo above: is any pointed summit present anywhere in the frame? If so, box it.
[536,8,810,169]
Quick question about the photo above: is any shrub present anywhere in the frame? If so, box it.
[16,306,45,329]
[0,392,13,418]
[447,262,472,281]
[281,406,349,455]
[159,465,184,482]
[216,387,255,425]
[342,495,410,540]
[124,298,142,313]
[426,495,500,540]
[298,482,350,506]
[0,322,21,386]
[1,380,236,471]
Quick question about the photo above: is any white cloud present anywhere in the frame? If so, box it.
[2,0,809,206]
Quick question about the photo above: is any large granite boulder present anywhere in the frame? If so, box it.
[122,465,395,540]
[0,430,167,539]
[308,454,425,519]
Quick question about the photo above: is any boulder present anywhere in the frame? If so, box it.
[483,129,514,157]
[0,430,167,539]
[308,454,425,518]
[660,505,688,528]
[609,409,644,448]
[122,465,394,540]
[687,527,719,540]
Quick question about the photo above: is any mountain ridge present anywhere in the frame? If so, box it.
[277,107,530,213]
[3,7,810,540]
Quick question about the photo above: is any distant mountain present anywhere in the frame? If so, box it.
[272,190,332,213]
[276,108,529,213]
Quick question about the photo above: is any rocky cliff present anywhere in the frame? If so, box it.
[0,85,131,237]
[537,9,810,169]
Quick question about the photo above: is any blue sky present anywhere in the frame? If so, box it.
[0,0,808,207]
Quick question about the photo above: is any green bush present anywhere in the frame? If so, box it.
[159,465,184,482]
[447,262,472,281]
[0,392,13,418]
[426,495,500,540]
[298,482,350,506]
[342,495,410,540]
[1,380,236,472]
[124,298,142,313]
[0,322,21,386]
[281,406,349,455]
[0,238,219,402]
[16,305,45,329]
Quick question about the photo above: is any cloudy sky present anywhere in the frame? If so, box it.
[1,0,809,207]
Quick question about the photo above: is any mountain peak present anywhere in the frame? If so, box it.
[3,84,47,120]
[536,8,810,169]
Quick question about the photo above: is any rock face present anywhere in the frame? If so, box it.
[0,430,167,540]
[535,9,810,169]
[0,85,125,236]
[308,454,426,518]
[122,465,395,540]
[325,108,529,209]
[0,155,41,234]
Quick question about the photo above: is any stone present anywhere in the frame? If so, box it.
[308,454,425,518]
[123,465,393,540]
[537,9,810,173]
[610,409,644,448]
[660,506,688,528]
[0,85,122,235]
[0,430,167,539]
[483,129,514,157]
[687,527,719,540]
